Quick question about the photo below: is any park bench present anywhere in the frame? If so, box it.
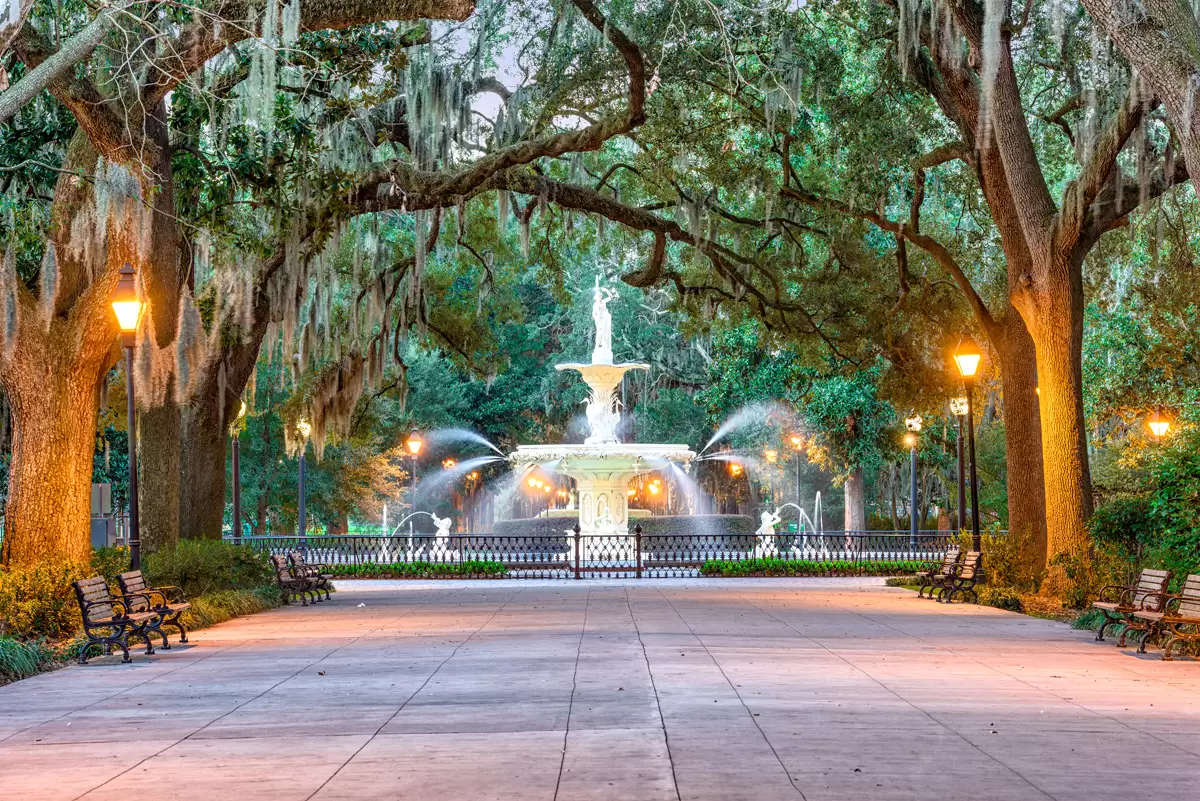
[72,576,162,664]
[1091,568,1171,643]
[916,545,961,599]
[937,551,983,603]
[288,551,333,600]
[1130,574,1200,660]
[117,570,192,645]
[271,554,319,605]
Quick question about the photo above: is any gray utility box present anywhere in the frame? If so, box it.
[90,483,117,549]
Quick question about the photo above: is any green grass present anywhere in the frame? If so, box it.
[699,558,927,577]
[0,637,55,684]
[327,561,507,579]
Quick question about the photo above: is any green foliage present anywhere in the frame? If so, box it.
[143,540,275,598]
[699,558,925,577]
[90,547,131,583]
[0,561,89,639]
[977,586,1025,613]
[0,637,55,684]
[953,527,1042,591]
[327,561,507,578]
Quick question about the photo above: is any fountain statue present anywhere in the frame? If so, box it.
[510,278,695,540]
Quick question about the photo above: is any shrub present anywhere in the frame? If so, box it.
[327,561,507,579]
[0,636,54,683]
[144,540,274,597]
[978,586,1025,612]
[0,560,90,639]
[91,547,131,582]
[953,526,1043,591]
[699,558,924,577]
[181,587,282,629]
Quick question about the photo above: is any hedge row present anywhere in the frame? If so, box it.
[327,561,508,579]
[699,558,928,577]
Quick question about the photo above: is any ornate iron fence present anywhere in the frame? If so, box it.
[231,530,976,579]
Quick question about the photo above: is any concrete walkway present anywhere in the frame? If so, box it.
[2,578,1199,801]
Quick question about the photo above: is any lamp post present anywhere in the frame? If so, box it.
[296,419,311,545]
[904,415,922,546]
[764,448,778,509]
[231,401,247,544]
[949,397,969,532]
[953,334,983,552]
[111,264,144,568]
[406,428,423,538]
[788,434,804,522]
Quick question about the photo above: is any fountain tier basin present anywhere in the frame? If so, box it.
[511,443,695,536]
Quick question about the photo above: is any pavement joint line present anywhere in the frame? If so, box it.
[728,586,1059,801]
[809,588,1200,762]
[302,586,527,801]
[552,588,591,801]
[655,587,809,800]
[623,586,683,801]
[69,594,447,801]
[0,638,250,746]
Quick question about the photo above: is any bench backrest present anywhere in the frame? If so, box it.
[288,551,307,567]
[1176,574,1200,618]
[1133,569,1171,610]
[270,554,293,577]
[938,546,961,574]
[957,551,982,580]
[117,571,151,613]
[73,576,116,622]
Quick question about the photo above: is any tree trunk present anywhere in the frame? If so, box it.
[843,468,865,531]
[993,310,1047,569]
[178,397,227,540]
[1,366,105,566]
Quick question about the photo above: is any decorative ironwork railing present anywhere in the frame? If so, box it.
[230,530,982,579]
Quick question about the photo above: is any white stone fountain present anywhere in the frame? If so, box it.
[509,279,695,537]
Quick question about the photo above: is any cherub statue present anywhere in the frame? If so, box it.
[754,509,783,559]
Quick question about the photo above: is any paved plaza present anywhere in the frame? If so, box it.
[1,578,1198,800]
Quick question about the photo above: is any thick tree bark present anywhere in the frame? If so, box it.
[993,310,1047,568]
[843,468,865,531]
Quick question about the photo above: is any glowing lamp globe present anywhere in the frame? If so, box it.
[405,428,423,456]
[904,415,923,433]
[1147,409,1171,438]
[953,334,983,378]
[111,263,143,334]
[296,419,311,440]
[788,434,804,450]
[949,397,969,417]
[903,432,916,448]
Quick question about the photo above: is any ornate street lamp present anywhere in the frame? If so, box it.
[949,396,969,532]
[788,434,805,514]
[405,428,422,536]
[904,415,922,546]
[1147,408,1171,438]
[231,400,247,544]
[111,264,144,568]
[296,419,311,545]
[953,334,983,551]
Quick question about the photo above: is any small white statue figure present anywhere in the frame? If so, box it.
[591,277,618,364]
[754,509,783,559]
[432,514,454,555]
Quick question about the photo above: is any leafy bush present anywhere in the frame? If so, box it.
[144,540,274,597]
[700,558,925,577]
[0,636,54,683]
[885,575,920,586]
[91,547,131,582]
[181,587,281,629]
[328,561,507,579]
[978,586,1025,612]
[0,560,89,639]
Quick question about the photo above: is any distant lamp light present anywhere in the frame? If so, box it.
[528,477,539,488]
[405,428,423,456]
[953,333,983,378]
[903,432,917,448]
[764,449,778,464]
[110,263,143,336]
[1147,408,1171,438]
[468,471,480,481]
[648,482,661,495]
[729,462,743,477]
[904,415,923,433]
[442,458,457,471]
[627,488,636,497]
[788,434,804,450]
[949,397,969,417]
[296,419,311,440]
[544,484,552,493]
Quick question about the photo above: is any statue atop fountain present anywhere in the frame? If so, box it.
[510,276,695,541]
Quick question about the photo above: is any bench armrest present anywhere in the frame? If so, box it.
[82,597,130,619]
[1095,584,1131,604]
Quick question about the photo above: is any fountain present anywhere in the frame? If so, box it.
[509,278,695,538]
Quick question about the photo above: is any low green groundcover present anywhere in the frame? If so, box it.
[700,558,927,577]
[328,561,507,579]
